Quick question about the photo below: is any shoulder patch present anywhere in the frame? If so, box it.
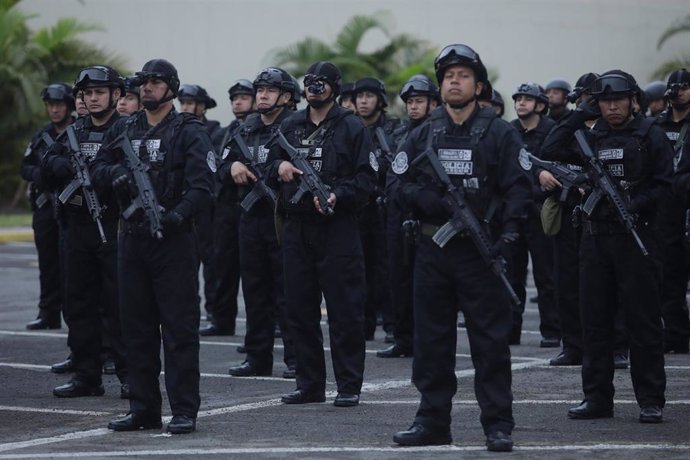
[392,151,409,175]
[23,142,32,157]
[369,151,379,172]
[207,151,217,173]
[518,148,532,171]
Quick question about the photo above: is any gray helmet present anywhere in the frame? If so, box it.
[228,79,255,100]
[178,84,217,109]
[41,83,75,111]
[545,79,572,93]
[644,81,667,101]
[354,77,389,108]
[434,44,488,85]
[399,74,440,103]
[291,76,302,104]
[253,67,295,97]
[512,82,543,101]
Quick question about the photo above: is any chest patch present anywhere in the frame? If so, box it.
[79,142,101,161]
[207,151,217,173]
[666,131,680,142]
[518,148,532,171]
[392,151,408,175]
[369,151,379,172]
[439,148,473,176]
[598,148,624,161]
[606,164,624,176]
[131,139,163,162]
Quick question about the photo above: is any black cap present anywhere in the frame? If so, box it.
[178,84,217,109]
[305,61,342,95]
[354,77,388,107]
[136,58,180,95]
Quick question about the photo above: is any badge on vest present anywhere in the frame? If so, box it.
[666,131,680,142]
[222,147,230,160]
[258,145,269,163]
[79,142,101,161]
[439,149,473,176]
[598,148,624,161]
[207,151,217,173]
[131,139,163,162]
[369,151,379,172]
[392,151,408,175]
[518,148,532,171]
[606,164,624,176]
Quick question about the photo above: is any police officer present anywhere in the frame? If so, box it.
[268,61,376,407]
[338,82,356,112]
[507,82,559,347]
[542,70,669,423]
[645,81,668,117]
[178,84,221,136]
[21,83,74,330]
[392,44,531,452]
[377,74,439,358]
[353,77,401,341]
[201,79,255,336]
[222,67,296,378]
[660,69,690,354]
[92,59,214,434]
[545,79,572,122]
[116,78,142,116]
[41,66,127,399]
[491,89,506,118]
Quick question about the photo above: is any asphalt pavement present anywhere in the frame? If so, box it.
[0,236,689,459]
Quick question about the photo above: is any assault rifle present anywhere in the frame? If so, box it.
[115,133,164,240]
[525,152,587,202]
[57,125,107,243]
[574,129,648,256]
[411,147,520,306]
[231,132,278,211]
[267,130,334,216]
[374,127,395,163]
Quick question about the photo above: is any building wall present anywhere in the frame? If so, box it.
[20,0,689,123]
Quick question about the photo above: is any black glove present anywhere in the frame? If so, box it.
[48,155,75,181]
[161,209,184,230]
[110,165,133,198]
[491,231,520,259]
[46,141,68,157]
[574,98,601,121]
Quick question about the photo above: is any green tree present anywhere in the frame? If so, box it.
[652,14,690,80]
[0,0,126,209]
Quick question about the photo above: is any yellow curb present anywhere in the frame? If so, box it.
[0,232,34,244]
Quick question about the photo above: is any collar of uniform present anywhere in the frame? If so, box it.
[442,103,480,134]
[304,103,345,127]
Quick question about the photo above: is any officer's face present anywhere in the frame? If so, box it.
[441,65,483,106]
[356,91,379,118]
[671,85,690,105]
[647,99,666,116]
[305,81,332,103]
[179,100,206,117]
[231,94,254,116]
[406,95,431,120]
[75,91,89,116]
[546,88,567,108]
[45,101,69,123]
[82,86,113,114]
[514,95,538,117]
[339,96,356,112]
[116,93,141,116]
[141,78,170,105]
[598,96,633,127]
[256,86,284,112]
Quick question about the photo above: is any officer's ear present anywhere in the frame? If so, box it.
[112,88,122,100]
[536,101,546,113]
[280,92,292,105]
[475,81,484,97]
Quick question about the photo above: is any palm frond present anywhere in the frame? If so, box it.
[657,14,690,50]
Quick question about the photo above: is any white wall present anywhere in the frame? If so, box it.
[20,0,690,123]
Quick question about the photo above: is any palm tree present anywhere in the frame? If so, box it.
[265,11,437,112]
[0,0,126,208]
[652,14,690,80]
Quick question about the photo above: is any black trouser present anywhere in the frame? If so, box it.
[554,204,582,354]
[62,214,125,384]
[507,205,560,339]
[282,213,366,394]
[212,199,241,331]
[386,201,414,350]
[196,203,217,318]
[119,229,200,418]
[359,201,393,338]
[239,208,294,368]
[579,224,666,408]
[412,234,514,436]
[656,192,690,346]
[32,203,62,321]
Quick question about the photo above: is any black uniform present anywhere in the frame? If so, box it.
[91,108,214,419]
[41,114,126,389]
[395,105,531,435]
[20,123,65,327]
[268,104,376,396]
[221,110,295,373]
[508,116,560,343]
[542,111,669,411]
[208,121,243,332]
[361,114,402,339]
[657,109,690,353]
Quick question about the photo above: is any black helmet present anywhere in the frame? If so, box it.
[122,77,140,99]
[290,76,302,104]
[665,69,690,99]
[178,84,217,109]
[41,83,75,111]
[354,77,388,107]
[253,67,295,96]
[590,70,639,99]
[399,74,440,103]
[567,72,599,103]
[512,82,543,101]
[545,79,572,93]
[73,65,124,94]
[304,61,342,95]
[228,79,255,100]
[434,44,487,85]
[644,81,667,101]
[491,89,504,108]
[134,59,180,96]
[340,82,355,98]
